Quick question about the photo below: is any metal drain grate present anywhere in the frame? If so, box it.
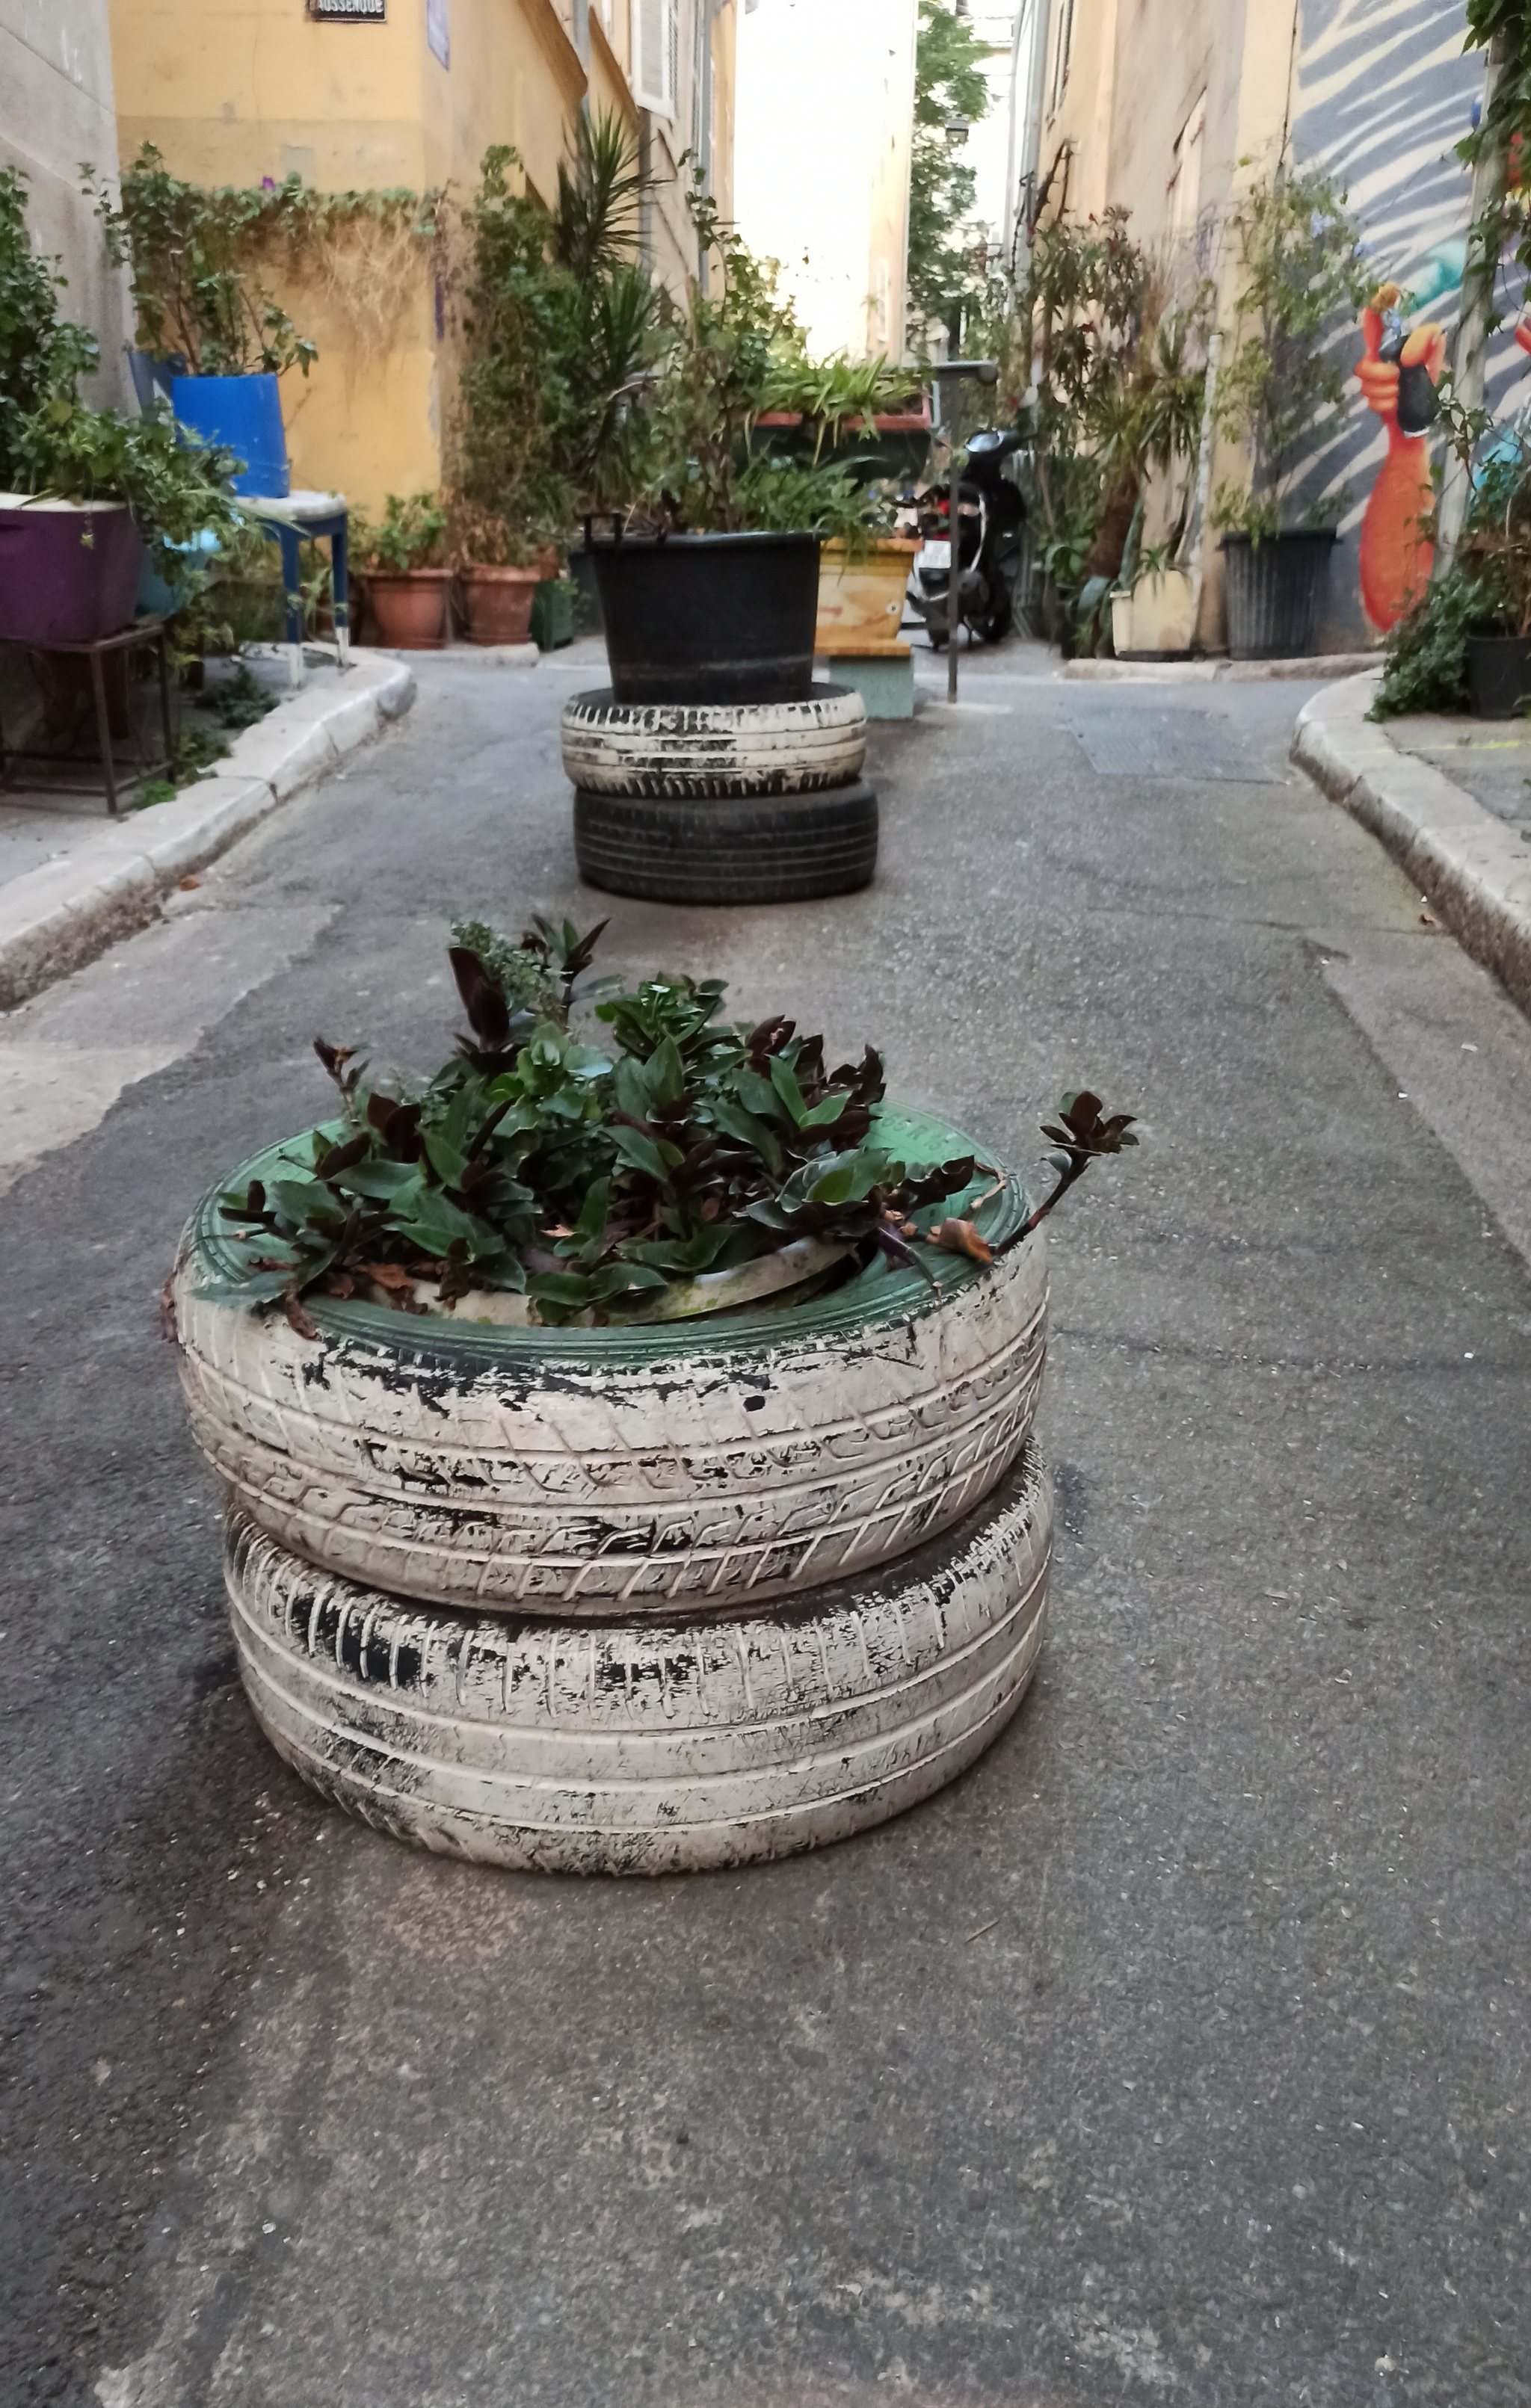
[1068,704,1279,783]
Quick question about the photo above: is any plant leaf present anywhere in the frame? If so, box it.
[449,948,511,1052]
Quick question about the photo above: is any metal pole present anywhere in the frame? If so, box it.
[934,362,997,700]
[948,380,961,701]
[1185,324,1222,647]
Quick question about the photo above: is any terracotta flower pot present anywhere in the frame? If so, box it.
[366,568,452,649]
[458,564,540,646]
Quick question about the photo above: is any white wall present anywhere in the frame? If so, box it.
[962,4,1018,274]
[733,0,917,361]
[0,0,135,408]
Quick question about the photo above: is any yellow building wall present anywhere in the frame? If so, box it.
[108,0,738,511]
[111,0,603,508]
[711,1,736,230]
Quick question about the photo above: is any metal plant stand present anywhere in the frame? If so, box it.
[0,617,173,816]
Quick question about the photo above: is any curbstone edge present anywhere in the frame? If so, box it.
[0,656,413,1012]
[1291,672,1531,1018]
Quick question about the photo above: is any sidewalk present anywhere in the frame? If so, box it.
[1292,670,1531,1018]
[1064,649,1379,683]
[0,649,414,1011]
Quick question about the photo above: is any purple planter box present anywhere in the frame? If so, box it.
[0,499,147,646]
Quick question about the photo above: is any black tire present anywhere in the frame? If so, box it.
[574,779,878,904]
[978,584,1015,643]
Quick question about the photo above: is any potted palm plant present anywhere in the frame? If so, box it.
[1211,164,1370,658]
[444,146,576,646]
[1103,302,1211,658]
[591,174,897,704]
[447,127,654,651]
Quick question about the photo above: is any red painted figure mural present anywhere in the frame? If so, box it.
[1356,282,1447,632]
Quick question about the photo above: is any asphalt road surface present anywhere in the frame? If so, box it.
[3,639,1529,2408]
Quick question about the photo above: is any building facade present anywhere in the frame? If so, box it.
[733,0,917,362]
[103,0,736,504]
[998,0,1518,652]
[1,0,135,413]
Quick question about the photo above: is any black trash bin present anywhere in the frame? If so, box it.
[1221,529,1336,660]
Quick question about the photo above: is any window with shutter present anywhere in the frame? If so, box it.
[632,0,674,115]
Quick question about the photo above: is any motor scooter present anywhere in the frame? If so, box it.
[903,428,1027,647]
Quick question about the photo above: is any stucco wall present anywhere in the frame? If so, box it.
[733,0,915,362]
[1038,0,1304,647]
[641,0,736,302]
[1029,0,1520,652]
[0,0,135,410]
[107,0,733,508]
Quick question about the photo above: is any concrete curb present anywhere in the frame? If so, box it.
[1064,650,1381,683]
[366,642,540,670]
[0,652,414,1011]
[1291,670,1531,1016]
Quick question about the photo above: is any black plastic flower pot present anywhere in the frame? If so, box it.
[1466,630,1531,720]
[1220,529,1336,660]
[591,531,821,705]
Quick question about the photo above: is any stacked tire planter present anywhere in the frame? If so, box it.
[566,531,879,905]
[173,1107,1053,1874]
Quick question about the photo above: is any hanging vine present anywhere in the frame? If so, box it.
[89,144,447,376]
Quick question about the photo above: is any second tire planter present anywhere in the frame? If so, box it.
[569,531,878,903]
[563,688,877,905]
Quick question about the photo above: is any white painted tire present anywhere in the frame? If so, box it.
[174,1108,1046,1617]
[225,1448,1052,1875]
[560,685,867,796]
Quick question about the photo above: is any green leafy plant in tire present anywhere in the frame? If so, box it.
[212,921,1136,1334]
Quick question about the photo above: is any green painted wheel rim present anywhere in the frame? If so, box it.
[188,1104,1030,1366]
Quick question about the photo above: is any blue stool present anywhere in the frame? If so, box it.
[248,491,351,676]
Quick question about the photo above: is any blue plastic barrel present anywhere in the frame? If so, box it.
[170,372,289,498]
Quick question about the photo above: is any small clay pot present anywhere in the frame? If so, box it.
[366,569,452,649]
[458,564,540,647]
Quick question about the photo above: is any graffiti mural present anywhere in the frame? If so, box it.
[1355,285,1445,629]
[1290,0,1527,643]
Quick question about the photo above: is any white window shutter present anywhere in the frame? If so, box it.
[632,0,674,116]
